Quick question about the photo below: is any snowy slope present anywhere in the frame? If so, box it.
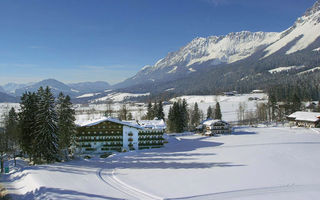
[4,127,320,199]
[264,1,320,57]
[90,92,150,103]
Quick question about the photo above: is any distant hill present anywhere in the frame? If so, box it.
[0,92,18,103]
[68,81,110,94]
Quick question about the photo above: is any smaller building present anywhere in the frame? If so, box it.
[287,111,320,128]
[201,119,232,136]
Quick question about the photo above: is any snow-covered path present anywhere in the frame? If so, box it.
[3,126,320,200]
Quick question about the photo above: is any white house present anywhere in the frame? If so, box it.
[287,111,320,128]
[76,118,164,154]
[202,119,232,136]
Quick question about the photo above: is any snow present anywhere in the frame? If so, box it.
[168,93,268,122]
[298,66,320,75]
[76,93,101,99]
[167,66,178,74]
[76,117,143,129]
[264,10,320,58]
[313,47,320,52]
[91,92,150,103]
[288,111,320,122]
[268,66,304,73]
[188,68,196,72]
[0,103,20,127]
[3,126,320,199]
[165,88,175,91]
[126,119,166,130]
[70,89,79,93]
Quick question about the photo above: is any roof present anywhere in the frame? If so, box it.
[125,119,166,130]
[76,117,143,129]
[288,111,320,122]
[203,119,229,126]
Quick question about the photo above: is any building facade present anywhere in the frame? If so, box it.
[287,111,320,128]
[76,118,164,154]
[201,119,232,136]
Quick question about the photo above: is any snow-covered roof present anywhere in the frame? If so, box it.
[76,117,143,129]
[202,119,229,126]
[125,119,166,130]
[288,111,320,122]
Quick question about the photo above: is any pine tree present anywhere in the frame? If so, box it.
[207,106,213,119]
[191,103,200,127]
[215,102,222,120]
[57,92,76,159]
[35,86,59,162]
[4,108,19,166]
[19,92,38,162]
[146,102,153,120]
[156,101,165,120]
[268,94,277,121]
[153,101,158,119]
[292,93,301,112]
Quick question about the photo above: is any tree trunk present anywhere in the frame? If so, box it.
[0,158,3,173]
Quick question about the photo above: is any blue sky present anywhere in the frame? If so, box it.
[0,0,316,85]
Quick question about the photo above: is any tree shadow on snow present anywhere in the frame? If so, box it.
[8,186,125,200]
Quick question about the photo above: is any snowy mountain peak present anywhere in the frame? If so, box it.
[264,1,320,58]
[304,0,320,17]
[149,31,278,72]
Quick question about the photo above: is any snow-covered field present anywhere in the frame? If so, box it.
[0,93,267,127]
[2,126,320,200]
[168,93,267,122]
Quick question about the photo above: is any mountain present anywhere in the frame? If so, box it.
[116,31,280,88]
[14,79,78,97]
[0,86,5,93]
[2,82,28,94]
[68,81,110,94]
[0,92,18,103]
[115,0,320,96]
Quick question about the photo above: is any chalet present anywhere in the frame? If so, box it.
[287,111,320,128]
[76,117,164,154]
[201,119,232,136]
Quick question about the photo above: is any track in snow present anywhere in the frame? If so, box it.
[97,167,163,200]
[169,184,320,200]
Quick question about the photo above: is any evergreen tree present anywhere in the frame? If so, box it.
[215,102,222,120]
[167,99,189,133]
[156,101,165,120]
[127,112,133,120]
[57,93,76,159]
[35,86,59,162]
[4,108,19,166]
[292,93,301,112]
[191,103,200,127]
[19,92,38,162]
[152,101,158,119]
[207,106,213,119]
[146,102,153,120]
[268,94,277,121]
[181,99,189,131]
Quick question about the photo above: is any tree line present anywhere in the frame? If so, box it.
[0,86,76,172]
[166,99,222,133]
